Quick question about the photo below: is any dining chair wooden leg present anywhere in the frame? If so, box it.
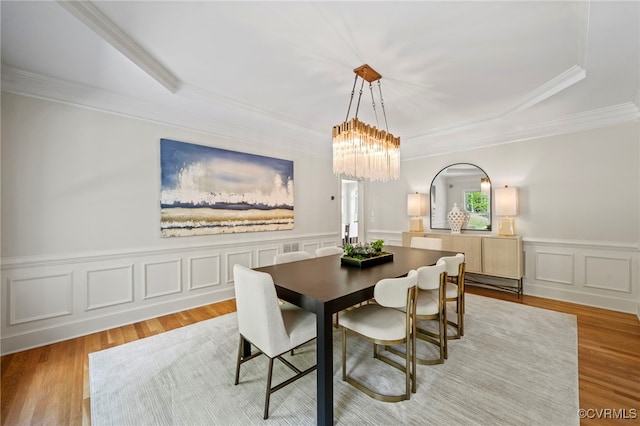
[411,324,417,394]
[341,328,347,381]
[234,335,243,385]
[264,358,275,419]
[442,295,448,360]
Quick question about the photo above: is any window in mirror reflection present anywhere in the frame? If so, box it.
[464,190,489,229]
[430,163,492,231]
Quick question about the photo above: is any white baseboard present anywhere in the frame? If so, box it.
[1,287,235,356]
[524,283,639,315]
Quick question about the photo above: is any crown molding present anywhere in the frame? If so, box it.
[56,0,180,94]
[404,102,640,159]
[179,83,319,133]
[408,1,591,141]
[503,0,589,115]
[577,0,591,69]
[410,65,587,142]
[503,65,586,116]
[1,66,330,158]
[505,0,589,116]
[3,65,636,162]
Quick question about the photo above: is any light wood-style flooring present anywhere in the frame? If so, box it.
[1,287,639,425]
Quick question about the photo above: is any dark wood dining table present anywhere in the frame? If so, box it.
[254,244,456,425]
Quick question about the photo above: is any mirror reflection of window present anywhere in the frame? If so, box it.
[430,163,492,231]
[464,190,490,230]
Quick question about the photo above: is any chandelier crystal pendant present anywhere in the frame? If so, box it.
[332,64,400,182]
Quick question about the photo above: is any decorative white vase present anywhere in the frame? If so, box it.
[447,203,469,234]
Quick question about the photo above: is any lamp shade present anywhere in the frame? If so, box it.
[495,186,518,216]
[407,193,427,216]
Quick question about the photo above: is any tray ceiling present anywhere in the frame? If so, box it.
[1,1,638,159]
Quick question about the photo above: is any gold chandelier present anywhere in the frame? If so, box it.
[332,64,400,182]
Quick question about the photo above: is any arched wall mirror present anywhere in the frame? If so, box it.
[430,163,492,231]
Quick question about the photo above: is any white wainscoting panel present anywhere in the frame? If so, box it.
[534,252,575,285]
[143,259,182,299]
[319,241,341,248]
[9,272,73,325]
[226,250,252,283]
[584,255,632,293]
[188,255,221,290]
[366,230,403,247]
[524,238,639,314]
[368,231,639,314]
[0,233,339,355]
[302,242,320,255]
[86,265,134,310]
[257,247,279,267]
[6,231,634,354]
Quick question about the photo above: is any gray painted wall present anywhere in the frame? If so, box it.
[1,92,638,353]
[367,122,640,244]
[1,92,341,258]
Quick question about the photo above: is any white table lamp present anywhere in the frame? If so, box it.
[407,193,427,232]
[495,185,518,236]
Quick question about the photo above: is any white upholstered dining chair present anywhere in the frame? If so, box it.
[414,260,448,363]
[273,250,315,330]
[315,246,344,257]
[273,251,313,264]
[389,260,448,364]
[339,270,418,402]
[439,253,466,339]
[233,264,317,419]
[410,236,443,250]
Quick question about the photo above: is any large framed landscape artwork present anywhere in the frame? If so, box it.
[160,139,294,237]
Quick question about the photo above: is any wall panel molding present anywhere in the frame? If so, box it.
[8,272,73,325]
[143,259,182,299]
[188,255,221,290]
[534,252,575,285]
[366,229,403,247]
[86,264,134,310]
[302,242,319,254]
[226,251,252,284]
[319,241,341,248]
[257,247,279,267]
[584,255,632,293]
[523,239,638,314]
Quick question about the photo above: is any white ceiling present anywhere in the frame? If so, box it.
[2,1,639,159]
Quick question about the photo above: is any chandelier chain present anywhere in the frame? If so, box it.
[368,82,380,129]
[344,74,359,123]
[377,80,390,133]
[353,78,365,119]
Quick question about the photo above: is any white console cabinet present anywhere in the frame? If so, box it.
[402,232,523,296]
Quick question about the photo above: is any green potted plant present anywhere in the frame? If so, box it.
[341,240,393,268]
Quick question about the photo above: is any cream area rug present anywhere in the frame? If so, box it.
[89,294,579,425]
